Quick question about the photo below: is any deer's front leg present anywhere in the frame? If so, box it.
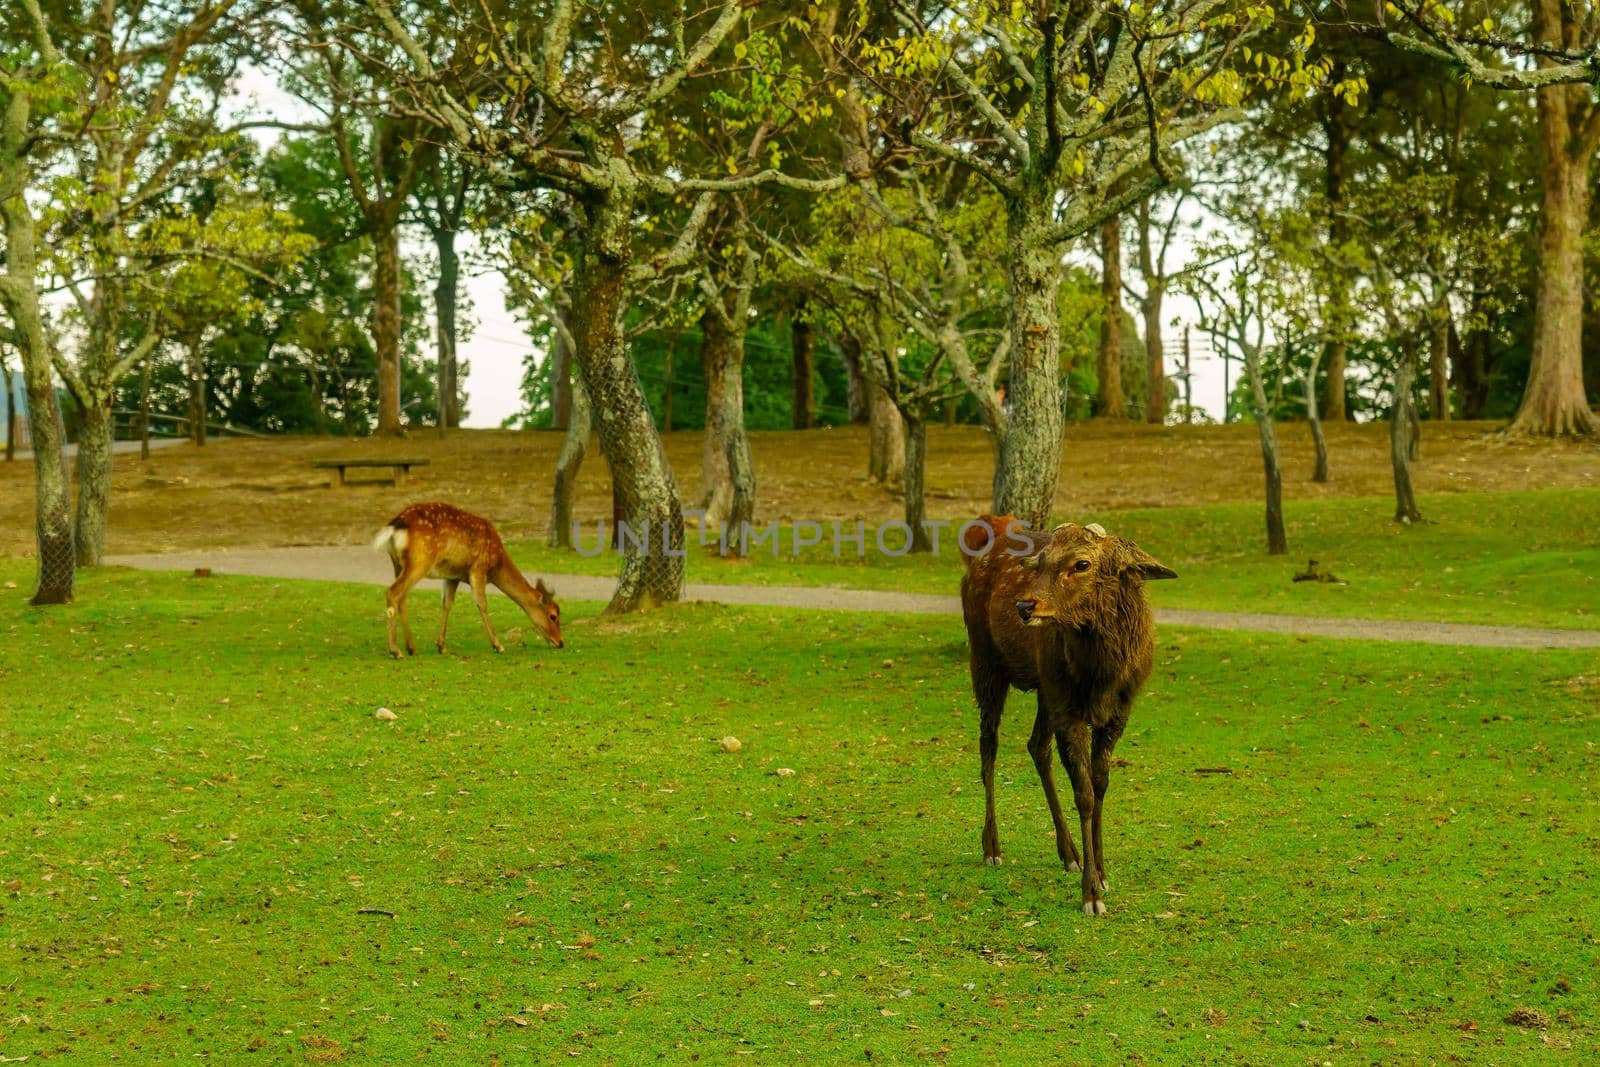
[470,572,505,653]
[437,580,460,654]
[1090,713,1128,895]
[1029,697,1081,874]
[1059,721,1103,916]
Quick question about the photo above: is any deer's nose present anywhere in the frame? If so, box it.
[1016,599,1036,623]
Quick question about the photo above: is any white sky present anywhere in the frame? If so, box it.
[227,69,1232,429]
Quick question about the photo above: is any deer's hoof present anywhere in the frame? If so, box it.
[388,649,401,660]
[1067,860,1082,873]
[983,855,1003,867]
[493,644,506,654]
[1082,899,1106,917]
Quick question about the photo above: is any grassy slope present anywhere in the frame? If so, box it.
[1,565,1595,1062]
[505,487,1600,630]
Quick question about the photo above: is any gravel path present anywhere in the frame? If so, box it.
[105,545,1600,650]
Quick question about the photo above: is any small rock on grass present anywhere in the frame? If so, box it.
[375,707,398,721]
[775,767,795,777]
[719,736,741,753]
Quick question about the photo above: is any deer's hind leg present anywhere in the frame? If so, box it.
[469,570,505,653]
[971,651,1008,866]
[436,579,460,654]
[385,556,429,658]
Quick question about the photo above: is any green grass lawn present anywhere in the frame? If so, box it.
[1,565,1596,1062]
[508,487,1600,630]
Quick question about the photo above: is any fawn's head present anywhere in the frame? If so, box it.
[530,579,565,649]
[1014,522,1176,627]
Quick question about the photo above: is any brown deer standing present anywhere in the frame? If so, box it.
[372,502,564,657]
[959,514,1176,915]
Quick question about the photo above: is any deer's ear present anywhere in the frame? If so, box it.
[1121,543,1177,581]
[535,578,551,598]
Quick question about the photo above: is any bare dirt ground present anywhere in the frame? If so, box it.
[2,419,1596,555]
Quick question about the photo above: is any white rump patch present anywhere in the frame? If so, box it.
[371,525,408,554]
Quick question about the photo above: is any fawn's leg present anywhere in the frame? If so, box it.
[436,579,460,653]
[384,557,428,658]
[1059,721,1103,915]
[470,571,505,652]
[973,665,1008,865]
[1090,713,1128,894]
[1029,698,1081,873]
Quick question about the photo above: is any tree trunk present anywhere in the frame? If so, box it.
[372,221,404,436]
[548,372,591,548]
[867,380,904,484]
[73,389,114,566]
[1390,345,1423,523]
[186,333,206,446]
[568,188,685,612]
[1320,93,1350,423]
[309,364,327,435]
[662,340,673,433]
[1509,89,1598,435]
[1143,282,1166,424]
[1095,216,1126,419]
[840,332,869,423]
[1428,308,1451,421]
[1244,348,1287,555]
[1,90,74,602]
[1304,350,1329,483]
[139,363,151,461]
[1458,318,1490,420]
[29,387,74,603]
[699,309,749,530]
[724,411,756,552]
[1322,340,1348,422]
[4,366,14,462]
[902,413,932,552]
[994,205,1065,527]
[791,301,814,429]
[550,319,573,431]
[434,225,461,431]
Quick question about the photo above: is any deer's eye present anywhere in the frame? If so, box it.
[1073,559,1091,573]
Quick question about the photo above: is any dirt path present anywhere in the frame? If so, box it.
[104,546,1600,650]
